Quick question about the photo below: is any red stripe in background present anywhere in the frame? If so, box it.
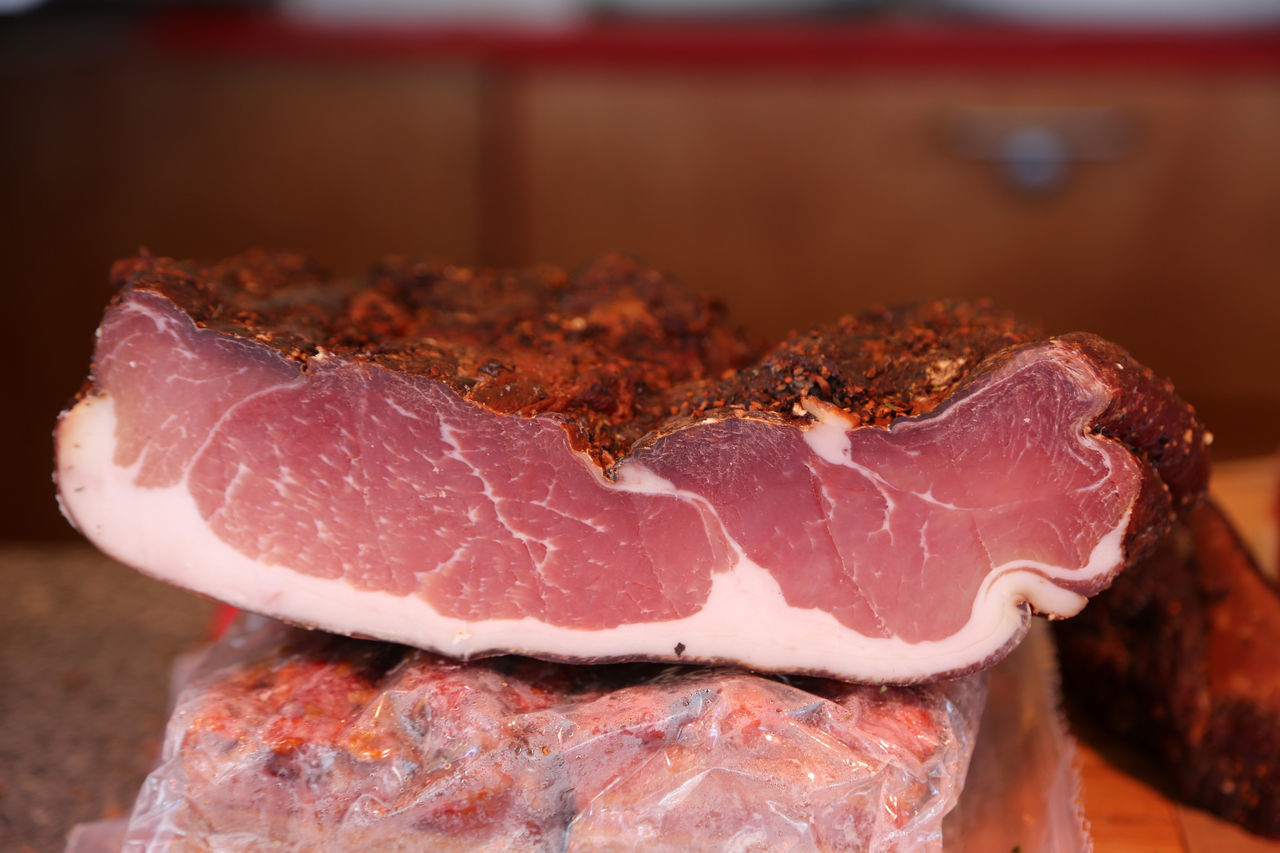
[209,604,241,641]
[141,9,1280,72]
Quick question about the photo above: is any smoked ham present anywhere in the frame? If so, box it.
[55,251,1209,682]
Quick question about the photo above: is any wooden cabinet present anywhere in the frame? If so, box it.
[97,60,487,274]
[2,44,486,538]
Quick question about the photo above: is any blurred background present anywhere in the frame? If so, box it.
[2,5,1280,850]
[3,0,1279,541]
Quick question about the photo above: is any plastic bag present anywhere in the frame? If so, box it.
[116,615,988,852]
[942,621,1092,852]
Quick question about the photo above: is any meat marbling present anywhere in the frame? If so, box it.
[55,251,1209,682]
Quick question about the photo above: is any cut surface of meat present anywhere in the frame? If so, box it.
[122,615,988,852]
[1055,501,1280,839]
[55,252,1210,682]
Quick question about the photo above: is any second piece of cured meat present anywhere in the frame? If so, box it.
[55,252,1210,682]
[1054,501,1280,838]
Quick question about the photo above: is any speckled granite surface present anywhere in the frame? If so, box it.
[0,545,215,853]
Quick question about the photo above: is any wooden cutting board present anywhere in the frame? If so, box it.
[1076,457,1280,853]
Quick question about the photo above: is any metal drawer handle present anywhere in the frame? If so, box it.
[943,108,1134,194]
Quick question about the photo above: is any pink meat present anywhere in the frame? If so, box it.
[55,252,1209,682]
[637,353,1135,642]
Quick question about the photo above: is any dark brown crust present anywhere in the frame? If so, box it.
[1058,333,1212,562]
[107,250,1208,551]
[690,299,1039,426]
[1054,502,1280,839]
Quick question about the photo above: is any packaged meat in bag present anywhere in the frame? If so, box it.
[119,615,987,852]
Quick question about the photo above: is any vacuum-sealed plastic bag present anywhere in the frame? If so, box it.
[117,615,987,852]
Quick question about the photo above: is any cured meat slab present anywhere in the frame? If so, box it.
[121,615,988,852]
[1055,501,1280,839]
[56,252,1210,682]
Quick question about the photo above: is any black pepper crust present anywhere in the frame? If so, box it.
[691,300,1036,422]
[106,250,1209,553]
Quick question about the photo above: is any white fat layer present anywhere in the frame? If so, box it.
[57,392,1125,682]
[611,461,681,494]
[799,397,859,466]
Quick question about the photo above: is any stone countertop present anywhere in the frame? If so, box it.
[0,545,215,853]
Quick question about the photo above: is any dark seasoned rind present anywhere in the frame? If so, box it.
[1054,502,1280,838]
[688,300,1038,426]
[1057,333,1212,562]
[106,252,1209,547]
